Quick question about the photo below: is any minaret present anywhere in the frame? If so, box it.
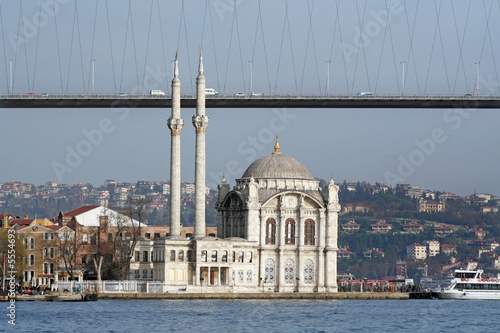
[167,54,183,237]
[192,51,209,238]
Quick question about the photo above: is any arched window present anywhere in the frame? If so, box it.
[304,219,315,245]
[285,218,295,245]
[304,259,314,284]
[143,251,148,262]
[178,250,184,262]
[238,251,244,263]
[211,251,218,262]
[284,259,295,284]
[170,250,176,261]
[222,251,228,262]
[264,259,275,284]
[265,218,276,245]
[201,250,207,262]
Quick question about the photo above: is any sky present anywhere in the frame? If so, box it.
[0,0,500,196]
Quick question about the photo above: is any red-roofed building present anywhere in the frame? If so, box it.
[337,250,354,259]
[418,198,445,213]
[441,244,457,255]
[402,221,424,233]
[342,203,370,214]
[363,248,385,259]
[370,221,393,233]
[473,229,487,239]
[341,220,361,232]
[481,206,499,214]
[434,226,454,237]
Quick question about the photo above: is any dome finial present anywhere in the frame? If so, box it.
[272,136,282,155]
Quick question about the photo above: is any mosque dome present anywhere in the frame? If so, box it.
[241,138,314,180]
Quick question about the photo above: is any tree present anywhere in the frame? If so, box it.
[0,228,26,289]
[108,198,149,280]
[51,226,85,282]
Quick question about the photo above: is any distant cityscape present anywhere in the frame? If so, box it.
[1,179,500,288]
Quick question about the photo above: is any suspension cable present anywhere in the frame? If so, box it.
[223,1,237,94]
[52,0,64,93]
[451,0,470,94]
[234,1,246,93]
[404,0,421,95]
[31,0,43,91]
[207,1,221,93]
[142,0,154,90]
[334,0,350,94]
[105,0,117,93]
[20,1,31,92]
[157,0,169,92]
[0,2,9,93]
[87,0,99,94]
[258,0,272,94]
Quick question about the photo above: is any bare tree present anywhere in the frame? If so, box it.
[0,228,26,289]
[52,227,85,282]
[108,198,149,280]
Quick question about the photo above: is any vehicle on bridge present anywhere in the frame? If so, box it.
[356,92,372,96]
[205,88,218,96]
[150,90,165,96]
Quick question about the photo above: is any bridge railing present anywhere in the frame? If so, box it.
[1,94,499,99]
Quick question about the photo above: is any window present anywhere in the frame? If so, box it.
[304,259,314,284]
[29,254,35,266]
[29,237,35,250]
[222,251,228,262]
[265,218,276,245]
[211,251,217,262]
[44,232,54,240]
[246,251,252,263]
[143,269,148,279]
[170,250,176,262]
[201,250,207,262]
[134,270,140,279]
[284,259,295,284]
[154,233,161,239]
[264,259,275,283]
[143,251,149,262]
[238,270,244,283]
[82,233,88,243]
[285,218,295,245]
[135,251,140,262]
[178,250,184,262]
[305,219,315,245]
[238,251,244,263]
[145,233,151,239]
[232,251,236,262]
[125,233,131,240]
[246,270,253,282]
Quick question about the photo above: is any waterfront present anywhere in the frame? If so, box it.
[3,299,499,332]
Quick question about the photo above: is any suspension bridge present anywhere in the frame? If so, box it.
[0,0,499,109]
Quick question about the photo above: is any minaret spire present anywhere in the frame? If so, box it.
[193,50,209,238]
[198,50,204,75]
[167,53,183,237]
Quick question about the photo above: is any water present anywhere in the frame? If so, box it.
[2,299,499,332]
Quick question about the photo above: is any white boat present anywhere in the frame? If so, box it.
[433,269,500,300]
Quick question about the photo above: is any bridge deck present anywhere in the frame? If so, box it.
[1,95,499,109]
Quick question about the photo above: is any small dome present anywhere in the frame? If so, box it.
[241,153,314,180]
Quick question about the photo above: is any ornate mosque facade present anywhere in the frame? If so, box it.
[130,54,340,293]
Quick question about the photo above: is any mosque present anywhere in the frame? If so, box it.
[132,53,340,293]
